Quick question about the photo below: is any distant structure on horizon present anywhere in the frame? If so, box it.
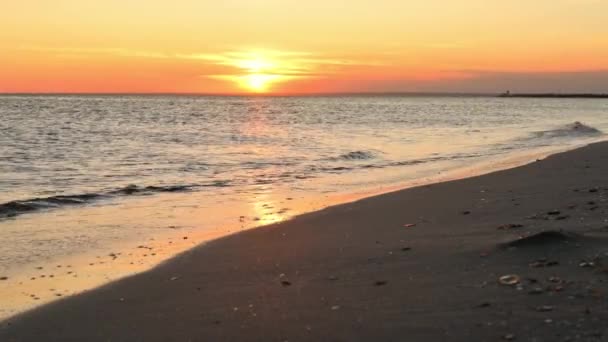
[499,91,608,98]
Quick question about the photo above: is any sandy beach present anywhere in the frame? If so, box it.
[2,141,608,341]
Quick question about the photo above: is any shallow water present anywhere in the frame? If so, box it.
[1,95,607,318]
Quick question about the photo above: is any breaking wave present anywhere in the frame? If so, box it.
[0,182,229,219]
[328,151,378,161]
[531,121,603,139]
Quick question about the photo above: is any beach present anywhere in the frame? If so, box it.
[2,141,607,341]
[3,95,607,321]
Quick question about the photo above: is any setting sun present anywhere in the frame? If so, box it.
[207,52,303,93]
[236,56,280,92]
[241,73,279,92]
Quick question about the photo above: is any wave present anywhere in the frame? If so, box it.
[312,152,486,174]
[328,150,378,162]
[530,121,603,139]
[0,182,228,219]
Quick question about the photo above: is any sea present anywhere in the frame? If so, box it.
[1,94,607,318]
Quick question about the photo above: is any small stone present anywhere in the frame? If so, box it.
[529,287,544,295]
[547,210,561,216]
[529,261,546,268]
[401,247,412,252]
[374,281,388,286]
[536,305,554,312]
[0,276,8,281]
[331,305,340,311]
[503,333,516,340]
[498,223,524,230]
[170,276,179,281]
[499,274,521,286]
[476,302,491,308]
[462,211,471,215]
[281,281,292,287]
[548,276,562,283]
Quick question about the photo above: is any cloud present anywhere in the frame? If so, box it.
[179,49,378,78]
[15,45,374,78]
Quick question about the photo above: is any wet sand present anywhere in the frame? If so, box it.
[2,142,608,341]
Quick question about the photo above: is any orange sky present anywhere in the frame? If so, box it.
[1,0,607,94]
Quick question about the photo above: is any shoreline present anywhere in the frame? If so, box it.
[2,141,608,340]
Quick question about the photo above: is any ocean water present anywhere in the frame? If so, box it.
[1,95,608,318]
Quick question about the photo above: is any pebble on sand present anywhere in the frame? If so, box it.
[497,223,524,230]
[536,305,554,312]
[528,287,544,295]
[503,333,516,340]
[498,275,521,286]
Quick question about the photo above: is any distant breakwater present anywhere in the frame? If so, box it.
[499,93,608,99]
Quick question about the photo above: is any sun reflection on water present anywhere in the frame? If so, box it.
[251,190,288,226]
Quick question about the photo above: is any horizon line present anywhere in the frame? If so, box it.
[2,91,607,98]
[0,91,507,97]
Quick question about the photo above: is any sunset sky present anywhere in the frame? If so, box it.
[1,0,607,94]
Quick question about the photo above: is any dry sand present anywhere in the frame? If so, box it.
[2,142,608,341]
